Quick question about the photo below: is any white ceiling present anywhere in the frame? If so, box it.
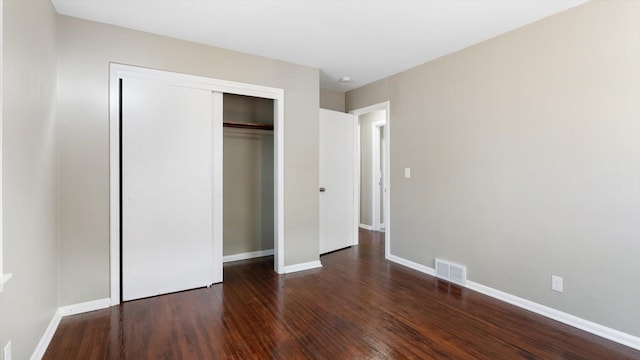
[51,0,587,92]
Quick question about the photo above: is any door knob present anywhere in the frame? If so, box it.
[319,187,326,192]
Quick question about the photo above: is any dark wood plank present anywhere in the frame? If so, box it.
[44,229,640,359]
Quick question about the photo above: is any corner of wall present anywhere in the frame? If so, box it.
[320,88,346,112]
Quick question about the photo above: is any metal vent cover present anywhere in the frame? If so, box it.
[435,258,467,286]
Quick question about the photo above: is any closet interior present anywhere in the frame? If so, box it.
[223,94,275,260]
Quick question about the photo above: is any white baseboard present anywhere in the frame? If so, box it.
[223,249,274,263]
[284,260,322,274]
[465,281,640,351]
[387,254,435,276]
[359,224,373,230]
[30,309,62,360]
[31,298,111,360]
[387,253,640,351]
[58,298,111,317]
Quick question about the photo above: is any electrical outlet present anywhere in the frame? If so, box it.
[3,341,11,360]
[551,275,563,292]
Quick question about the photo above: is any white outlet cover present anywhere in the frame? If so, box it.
[551,275,563,292]
[404,168,411,178]
[4,341,11,360]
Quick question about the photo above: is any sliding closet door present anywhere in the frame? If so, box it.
[121,78,220,301]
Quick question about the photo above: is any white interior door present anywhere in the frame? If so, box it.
[121,78,221,301]
[319,109,357,254]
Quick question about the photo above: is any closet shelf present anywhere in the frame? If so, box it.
[223,121,273,131]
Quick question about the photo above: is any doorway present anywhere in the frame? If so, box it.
[372,120,386,232]
[350,102,391,259]
[222,94,275,263]
[109,64,285,304]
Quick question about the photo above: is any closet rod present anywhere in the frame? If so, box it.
[223,121,273,131]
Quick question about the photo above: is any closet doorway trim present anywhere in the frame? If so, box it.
[109,63,285,305]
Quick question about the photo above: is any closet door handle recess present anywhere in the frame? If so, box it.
[319,187,326,192]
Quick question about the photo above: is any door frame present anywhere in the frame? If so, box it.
[371,120,386,231]
[350,101,391,259]
[109,64,285,305]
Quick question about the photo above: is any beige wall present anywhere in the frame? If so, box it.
[57,15,320,305]
[347,1,640,336]
[224,93,274,125]
[359,110,385,226]
[1,0,58,359]
[320,89,346,112]
[223,130,274,255]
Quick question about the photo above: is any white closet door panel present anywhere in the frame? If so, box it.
[319,109,356,254]
[122,78,216,301]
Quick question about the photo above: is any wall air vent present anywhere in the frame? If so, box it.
[435,258,467,286]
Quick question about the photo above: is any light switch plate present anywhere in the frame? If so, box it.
[404,168,411,178]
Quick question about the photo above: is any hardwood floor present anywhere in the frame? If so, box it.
[44,229,640,359]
